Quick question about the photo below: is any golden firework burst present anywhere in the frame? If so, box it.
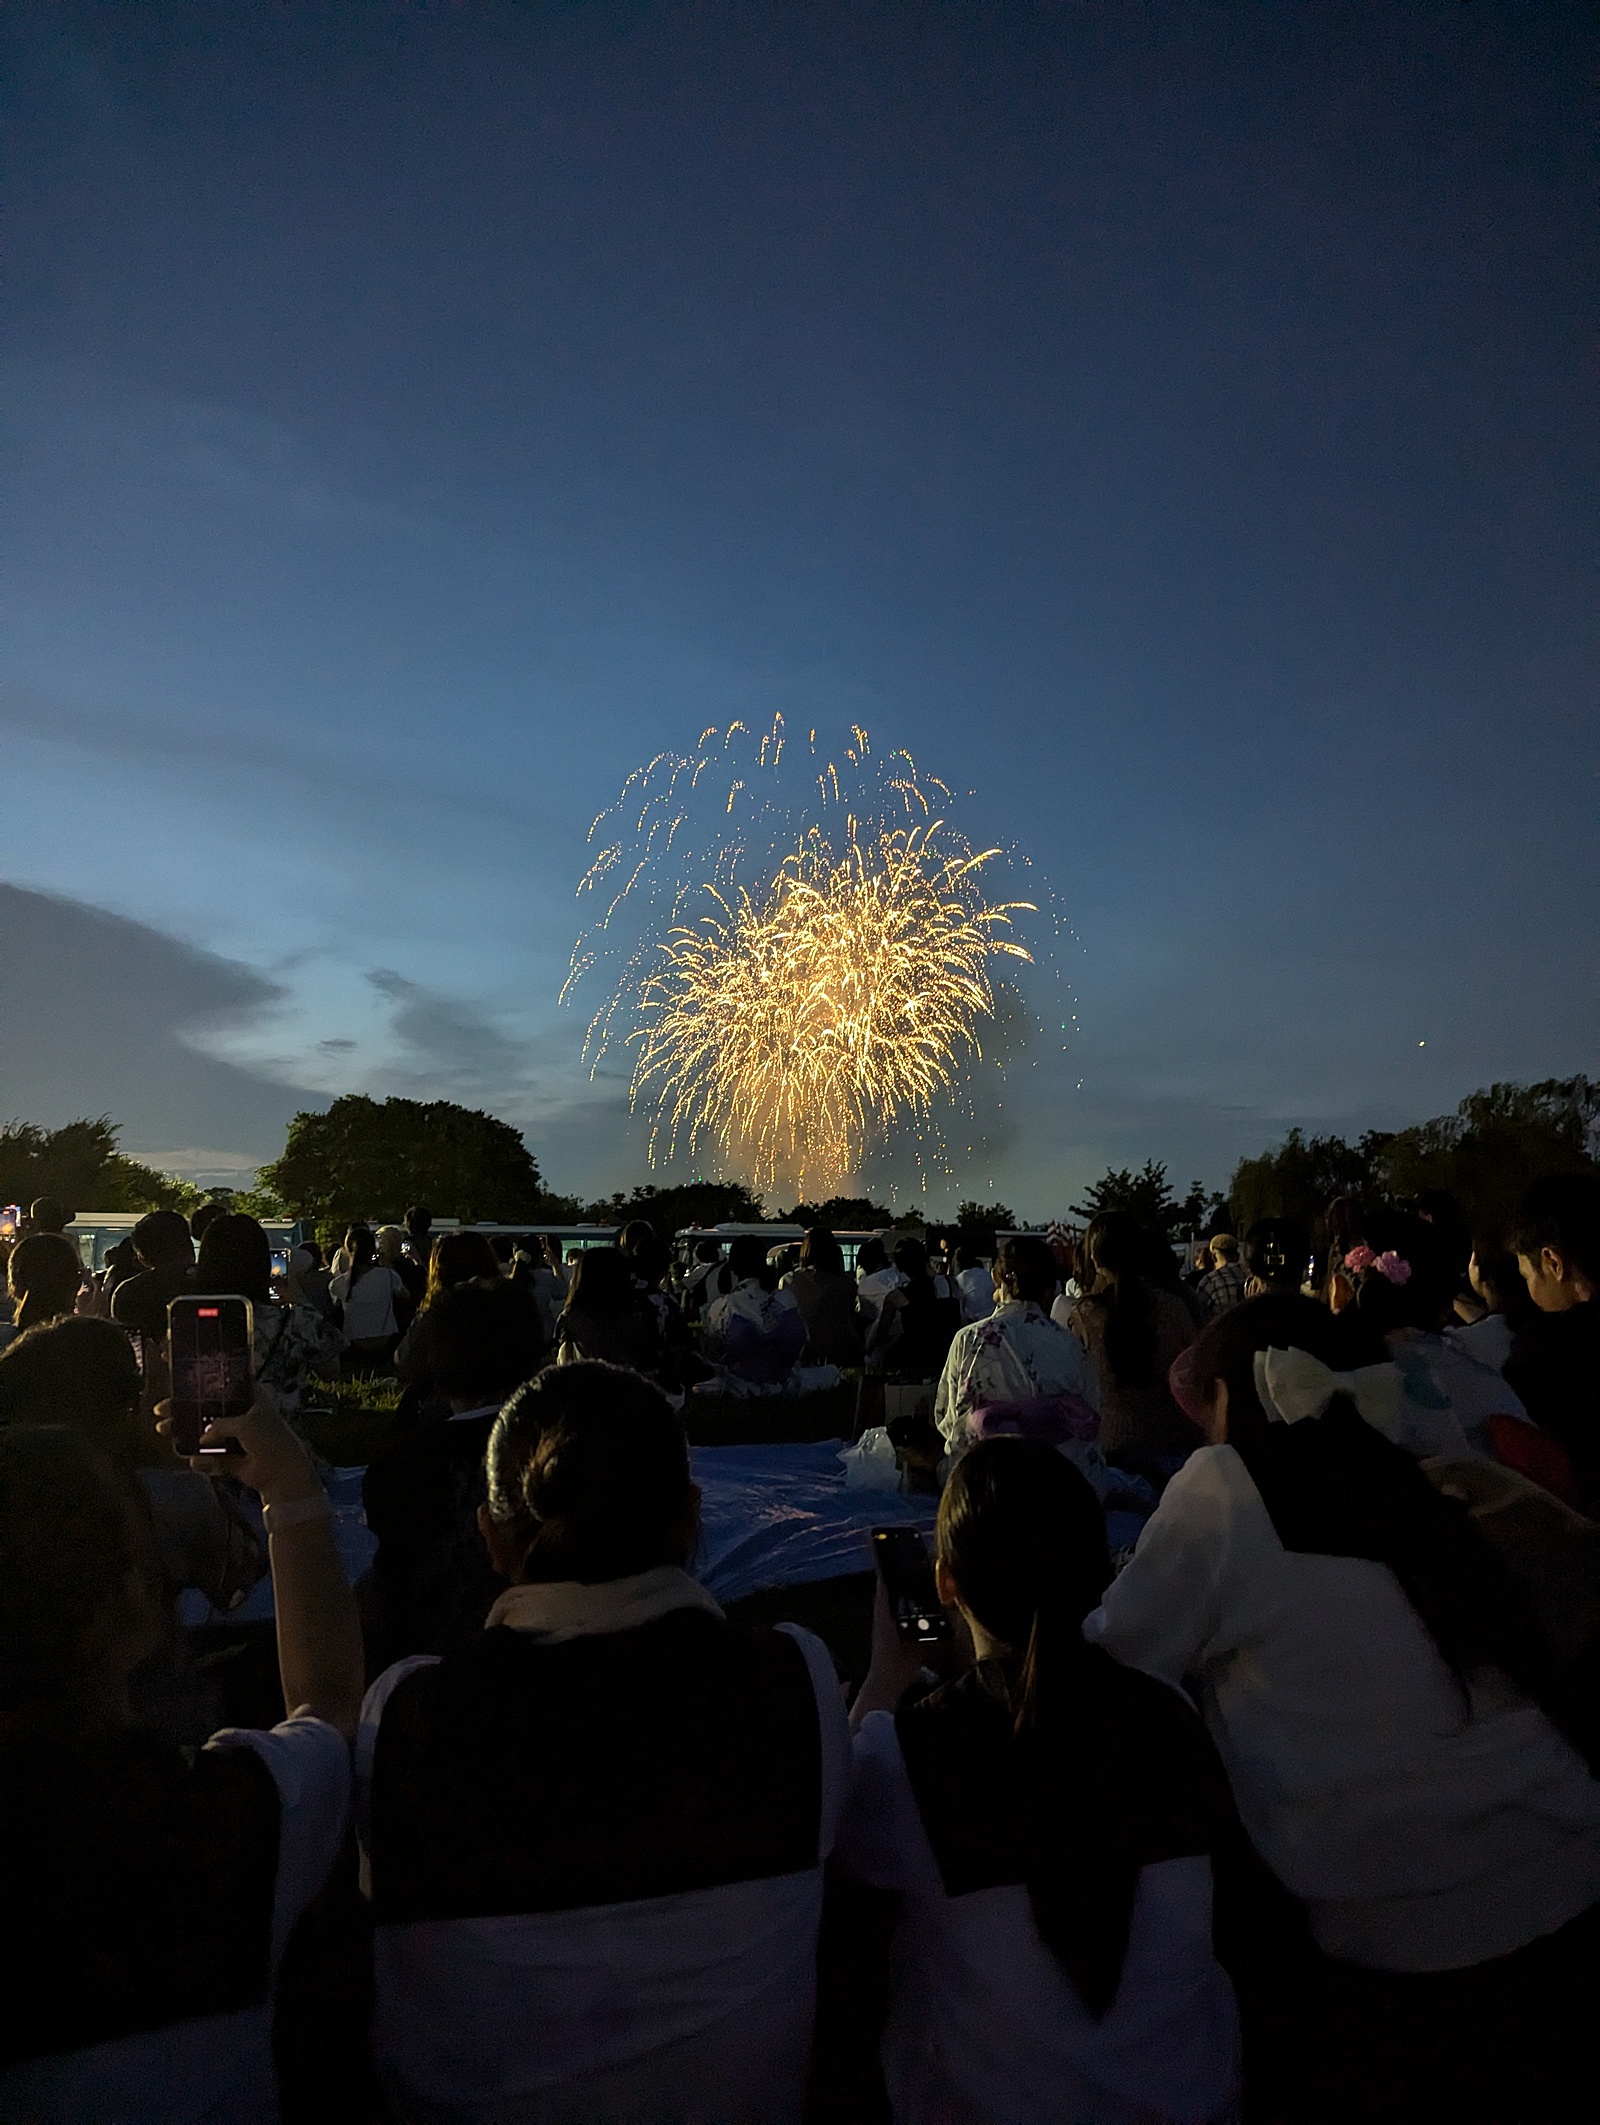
[628,820,1033,1197]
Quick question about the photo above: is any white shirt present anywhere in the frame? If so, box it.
[1088,1445,1600,1972]
[955,1264,996,1323]
[935,1300,1102,1451]
[856,1265,909,1330]
[0,1717,351,2125]
[839,1713,1239,2125]
[359,1621,850,2125]
[1393,1330,1527,1447]
[331,1264,406,1343]
[1445,1314,1515,1374]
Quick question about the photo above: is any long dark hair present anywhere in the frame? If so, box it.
[195,1214,273,1305]
[423,1230,501,1307]
[1189,1295,1585,1748]
[342,1223,378,1297]
[799,1224,844,1276]
[563,1247,638,1321]
[1081,1212,1156,1387]
[936,1437,1110,1735]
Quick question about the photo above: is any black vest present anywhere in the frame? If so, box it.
[369,1608,824,1924]
[896,1653,1231,2017]
[0,1734,281,2067]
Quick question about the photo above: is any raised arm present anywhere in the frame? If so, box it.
[163,1389,364,1738]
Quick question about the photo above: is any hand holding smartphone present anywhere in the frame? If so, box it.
[871,1526,951,1649]
[167,1295,255,1456]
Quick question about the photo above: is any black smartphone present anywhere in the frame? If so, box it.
[168,1294,255,1456]
[872,1526,951,1648]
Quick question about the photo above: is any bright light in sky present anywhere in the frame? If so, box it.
[1,1,1593,1207]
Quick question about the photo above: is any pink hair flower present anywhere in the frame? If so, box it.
[1373,1251,1412,1285]
[1343,1245,1376,1275]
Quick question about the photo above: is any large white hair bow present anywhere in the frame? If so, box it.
[1252,1346,1405,1443]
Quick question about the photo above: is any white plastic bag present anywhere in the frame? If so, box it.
[840,1425,902,1492]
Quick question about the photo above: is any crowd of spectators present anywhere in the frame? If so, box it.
[0,1170,1597,2121]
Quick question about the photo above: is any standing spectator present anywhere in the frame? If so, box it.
[953,1243,996,1323]
[937,1235,1100,1456]
[840,1438,1240,2125]
[358,1362,849,2125]
[7,1233,86,1339]
[0,1398,358,2125]
[331,1223,410,1376]
[782,1225,865,1365]
[194,1213,341,1419]
[361,1277,546,1674]
[110,1211,195,1338]
[1091,1293,1600,2122]
[1508,1175,1600,1507]
[1069,1213,1200,1460]
[1196,1235,1247,1317]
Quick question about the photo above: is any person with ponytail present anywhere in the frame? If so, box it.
[1069,1211,1201,1459]
[839,1437,1239,2125]
[1090,1293,1600,2120]
[357,1360,850,2125]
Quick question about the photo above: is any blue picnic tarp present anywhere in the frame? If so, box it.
[181,1438,1151,1627]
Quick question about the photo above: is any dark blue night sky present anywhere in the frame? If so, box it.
[4,1,1594,1210]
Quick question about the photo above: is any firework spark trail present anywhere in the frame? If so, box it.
[630,822,1032,1196]
[564,716,1065,1194]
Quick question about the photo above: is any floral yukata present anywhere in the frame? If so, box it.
[934,1300,1101,1453]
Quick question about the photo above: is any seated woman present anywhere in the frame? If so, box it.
[936,1234,1100,1456]
[554,1244,669,1376]
[701,1233,808,1391]
[839,1437,1240,2125]
[781,1224,864,1366]
[1090,1293,1600,2122]
[358,1361,850,2125]
[0,1316,266,1740]
[1068,1212,1201,1461]
[0,1392,359,2124]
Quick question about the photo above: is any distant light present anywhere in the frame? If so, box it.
[1418,1040,1426,1047]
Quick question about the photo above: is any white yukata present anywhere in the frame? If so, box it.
[935,1300,1101,1452]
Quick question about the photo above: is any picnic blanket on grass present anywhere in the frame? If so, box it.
[181,1439,1149,1626]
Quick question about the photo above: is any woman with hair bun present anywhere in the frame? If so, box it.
[358,1360,850,2125]
[839,1436,1239,2124]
